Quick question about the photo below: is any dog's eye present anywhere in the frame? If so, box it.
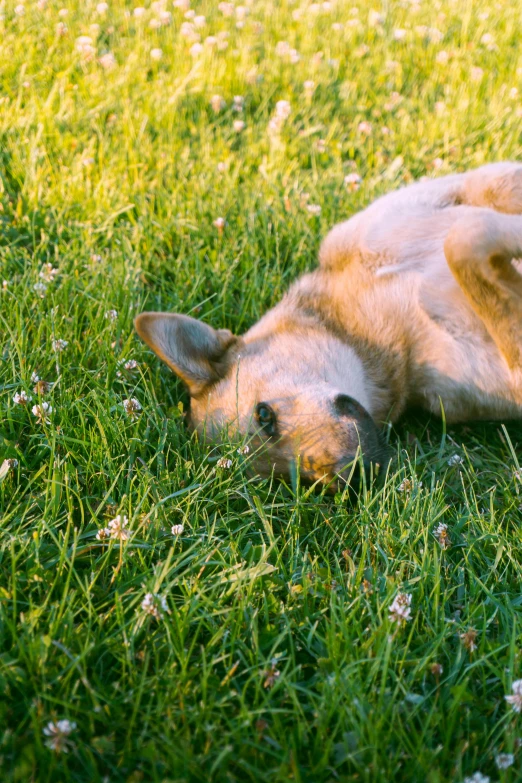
[255,402,277,436]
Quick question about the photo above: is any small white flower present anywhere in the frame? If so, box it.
[471,66,484,82]
[82,157,95,167]
[344,172,362,191]
[505,679,522,713]
[99,52,116,70]
[218,1,234,16]
[173,0,190,9]
[447,454,463,466]
[368,9,384,26]
[171,524,184,535]
[233,120,245,133]
[52,339,68,352]
[58,7,68,16]
[1,458,18,475]
[194,14,206,27]
[389,592,412,624]
[217,457,233,469]
[463,774,490,783]
[303,80,315,98]
[433,522,450,549]
[190,42,203,57]
[31,372,40,383]
[43,719,76,753]
[97,2,108,14]
[34,281,48,297]
[213,217,226,231]
[56,21,68,34]
[133,6,146,17]
[14,4,25,15]
[105,309,118,321]
[32,402,52,423]
[495,754,514,770]
[123,359,139,371]
[96,527,110,541]
[210,94,225,112]
[123,398,142,418]
[150,48,163,61]
[357,121,373,135]
[436,50,449,64]
[307,204,321,216]
[141,592,169,620]
[237,445,250,455]
[75,35,96,60]
[13,390,31,405]
[393,28,406,40]
[2,280,8,290]
[39,263,59,282]
[107,514,130,541]
[275,100,291,120]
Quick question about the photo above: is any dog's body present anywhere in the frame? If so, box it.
[136,162,522,486]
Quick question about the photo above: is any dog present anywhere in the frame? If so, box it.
[135,162,522,489]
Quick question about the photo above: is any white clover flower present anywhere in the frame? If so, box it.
[123,359,139,371]
[210,94,225,112]
[306,204,321,216]
[75,35,96,60]
[107,514,130,541]
[357,121,372,135]
[150,48,163,61]
[275,100,291,120]
[2,280,8,290]
[495,754,514,770]
[105,309,118,321]
[0,458,18,475]
[52,339,68,352]
[368,9,384,26]
[14,4,25,16]
[213,217,226,231]
[237,445,250,455]
[393,28,406,40]
[218,1,234,17]
[344,172,362,191]
[189,42,203,57]
[32,402,52,424]
[13,390,31,405]
[433,522,450,549]
[133,6,146,17]
[180,21,199,41]
[275,40,290,57]
[123,398,142,418]
[447,454,463,466]
[82,156,95,166]
[56,21,68,34]
[204,35,217,47]
[217,457,233,469]
[171,523,184,535]
[43,719,76,753]
[96,527,111,541]
[233,120,245,133]
[97,2,108,14]
[58,8,68,16]
[39,263,59,282]
[480,32,496,49]
[194,14,206,27]
[159,10,171,25]
[506,680,522,713]
[389,592,412,624]
[31,372,40,383]
[471,66,484,82]
[141,592,169,620]
[184,8,195,19]
[173,0,190,8]
[436,50,449,64]
[99,52,116,69]
[233,95,244,112]
[34,281,48,297]
[464,774,489,783]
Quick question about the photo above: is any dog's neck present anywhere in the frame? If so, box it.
[245,268,410,424]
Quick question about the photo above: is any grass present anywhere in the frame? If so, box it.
[1,0,522,780]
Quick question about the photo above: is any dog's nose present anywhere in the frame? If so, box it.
[332,394,367,418]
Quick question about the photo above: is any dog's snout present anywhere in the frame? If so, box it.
[332,393,366,419]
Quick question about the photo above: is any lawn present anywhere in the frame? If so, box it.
[1,0,522,780]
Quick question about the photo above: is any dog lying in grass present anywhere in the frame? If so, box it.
[135,162,522,488]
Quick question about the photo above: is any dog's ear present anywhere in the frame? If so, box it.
[134,312,240,396]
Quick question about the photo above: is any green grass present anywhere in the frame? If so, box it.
[1,0,522,780]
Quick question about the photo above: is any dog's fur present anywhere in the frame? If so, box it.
[135,162,522,487]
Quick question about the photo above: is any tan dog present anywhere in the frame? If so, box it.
[135,162,522,488]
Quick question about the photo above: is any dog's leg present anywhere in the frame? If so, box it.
[461,163,522,214]
[444,211,522,369]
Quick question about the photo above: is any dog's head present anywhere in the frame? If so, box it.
[135,312,388,490]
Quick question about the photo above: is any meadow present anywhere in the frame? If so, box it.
[1,0,522,780]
